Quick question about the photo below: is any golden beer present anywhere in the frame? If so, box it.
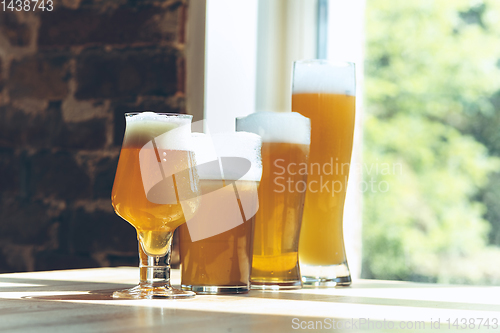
[237,112,310,289]
[251,142,309,286]
[292,60,355,286]
[112,147,196,256]
[179,180,256,291]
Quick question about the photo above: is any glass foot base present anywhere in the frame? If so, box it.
[301,275,351,287]
[113,285,195,299]
[181,284,249,295]
[301,262,351,287]
[250,280,302,290]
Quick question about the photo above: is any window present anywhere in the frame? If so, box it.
[189,0,500,285]
[189,0,364,279]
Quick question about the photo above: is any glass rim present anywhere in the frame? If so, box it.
[235,111,309,120]
[236,112,311,146]
[192,131,262,145]
[125,111,193,119]
[293,59,355,67]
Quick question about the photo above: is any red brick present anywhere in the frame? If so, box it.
[93,155,119,199]
[34,251,98,271]
[0,251,14,273]
[0,102,106,150]
[59,118,107,150]
[8,54,70,100]
[0,58,3,92]
[0,104,62,148]
[0,0,189,274]
[0,147,19,195]
[107,253,139,267]
[177,56,186,96]
[178,3,187,44]
[0,12,31,47]
[71,208,137,254]
[75,48,178,100]
[38,5,178,48]
[30,150,91,201]
[0,199,55,245]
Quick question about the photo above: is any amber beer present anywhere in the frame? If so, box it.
[292,60,355,286]
[179,180,256,291]
[237,112,310,289]
[179,132,262,294]
[112,113,198,257]
[111,112,200,299]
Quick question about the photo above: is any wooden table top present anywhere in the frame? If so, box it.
[1,267,500,332]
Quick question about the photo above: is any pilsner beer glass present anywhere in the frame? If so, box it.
[111,112,200,299]
[292,60,356,286]
[237,112,311,290]
[179,132,262,294]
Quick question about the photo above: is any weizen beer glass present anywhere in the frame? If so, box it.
[111,112,200,299]
[292,60,355,286]
[179,132,262,294]
[237,112,311,290]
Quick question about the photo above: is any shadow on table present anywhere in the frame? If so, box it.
[0,276,136,300]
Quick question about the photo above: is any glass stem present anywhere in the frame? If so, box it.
[139,232,173,289]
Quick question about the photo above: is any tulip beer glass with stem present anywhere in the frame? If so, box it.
[111,112,200,299]
[179,132,262,294]
[237,112,311,290]
[292,60,356,286]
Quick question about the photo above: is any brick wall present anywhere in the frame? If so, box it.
[0,0,188,272]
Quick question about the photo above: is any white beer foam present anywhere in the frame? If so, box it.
[191,133,220,180]
[191,132,263,182]
[124,112,192,150]
[235,112,310,145]
[292,60,355,96]
[212,132,263,182]
[191,133,218,165]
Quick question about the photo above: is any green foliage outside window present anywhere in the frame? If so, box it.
[363,0,500,284]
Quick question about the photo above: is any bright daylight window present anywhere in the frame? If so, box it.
[201,0,500,285]
[362,0,500,284]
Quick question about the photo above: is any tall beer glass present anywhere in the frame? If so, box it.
[111,112,200,299]
[179,132,262,294]
[292,60,355,286]
[237,112,311,290]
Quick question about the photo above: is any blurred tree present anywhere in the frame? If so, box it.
[363,0,500,284]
